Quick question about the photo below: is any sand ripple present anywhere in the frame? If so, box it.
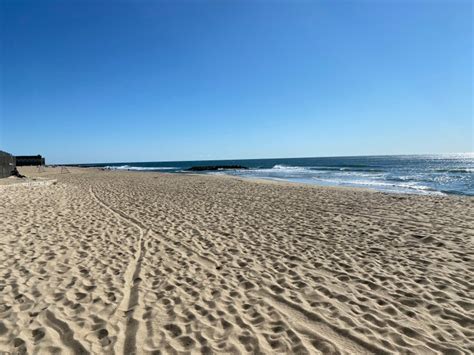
[1,167,473,354]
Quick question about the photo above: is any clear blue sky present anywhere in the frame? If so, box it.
[1,0,472,164]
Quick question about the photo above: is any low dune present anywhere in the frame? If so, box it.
[0,167,473,354]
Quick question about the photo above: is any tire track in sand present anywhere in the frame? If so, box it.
[90,186,147,355]
[91,185,386,354]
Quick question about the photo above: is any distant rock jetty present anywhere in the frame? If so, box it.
[187,165,248,171]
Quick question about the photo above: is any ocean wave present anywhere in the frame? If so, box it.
[272,164,309,171]
[104,165,177,171]
[388,176,425,183]
[313,167,385,173]
[434,168,474,174]
[269,164,384,174]
[244,165,313,174]
[311,177,442,194]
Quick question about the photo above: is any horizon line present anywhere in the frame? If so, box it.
[60,152,474,166]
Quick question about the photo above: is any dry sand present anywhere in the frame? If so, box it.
[1,166,473,354]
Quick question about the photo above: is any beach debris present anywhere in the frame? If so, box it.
[11,168,25,178]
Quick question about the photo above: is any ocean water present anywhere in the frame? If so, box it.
[86,153,474,196]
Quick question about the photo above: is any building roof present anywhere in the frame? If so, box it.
[0,150,13,157]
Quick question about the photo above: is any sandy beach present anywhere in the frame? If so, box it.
[1,167,473,354]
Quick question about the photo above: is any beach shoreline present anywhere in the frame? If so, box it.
[38,165,474,199]
[81,153,474,196]
[1,166,473,353]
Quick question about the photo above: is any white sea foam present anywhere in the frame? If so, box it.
[311,177,442,195]
[272,164,307,170]
[266,165,313,173]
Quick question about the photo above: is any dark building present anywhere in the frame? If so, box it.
[16,155,45,166]
[0,151,16,178]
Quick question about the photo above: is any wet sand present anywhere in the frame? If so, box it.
[1,166,473,354]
